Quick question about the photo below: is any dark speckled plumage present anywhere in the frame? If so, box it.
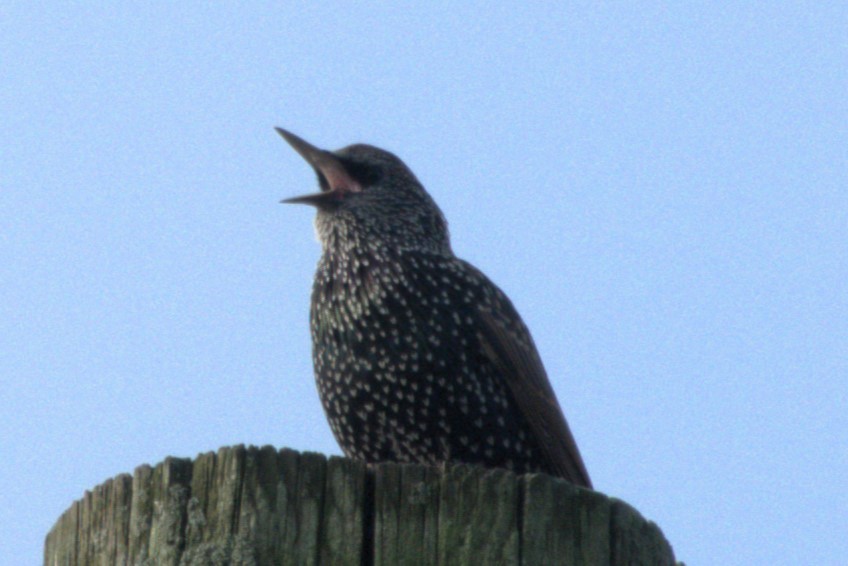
[278,128,592,488]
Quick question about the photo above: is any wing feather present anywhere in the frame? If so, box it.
[476,304,592,488]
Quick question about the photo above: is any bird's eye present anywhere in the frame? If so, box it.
[340,159,382,187]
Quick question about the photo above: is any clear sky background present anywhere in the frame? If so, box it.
[2,4,846,564]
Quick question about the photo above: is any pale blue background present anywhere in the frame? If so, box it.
[2,4,846,564]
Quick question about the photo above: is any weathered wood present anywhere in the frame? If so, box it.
[437,465,520,564]
[321,456,367,565]
[45,445,678,565]
[374,462,442,565]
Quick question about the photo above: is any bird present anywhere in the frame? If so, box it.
[277,127,592,488]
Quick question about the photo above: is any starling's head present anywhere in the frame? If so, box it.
[277,128,451,255]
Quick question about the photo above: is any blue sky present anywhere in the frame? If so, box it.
[2,3,846,564]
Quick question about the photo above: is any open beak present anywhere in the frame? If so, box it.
[276,127,360,207]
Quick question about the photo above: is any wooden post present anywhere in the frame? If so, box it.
[44,445,678,565]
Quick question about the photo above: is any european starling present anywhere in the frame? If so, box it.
[278,128,592,488]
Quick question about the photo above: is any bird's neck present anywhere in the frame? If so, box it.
[315,208,452,260]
